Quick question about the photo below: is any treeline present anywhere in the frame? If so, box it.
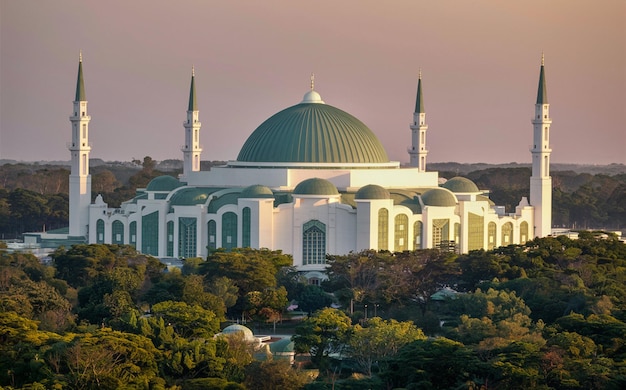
[1,160,624,239]
[1,234,625,389]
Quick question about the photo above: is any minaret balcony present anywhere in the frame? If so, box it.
[181,144,203,151]
[67,142,92,151]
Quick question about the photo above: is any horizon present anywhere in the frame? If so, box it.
[1,1,624,165]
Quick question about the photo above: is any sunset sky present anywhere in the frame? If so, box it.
[1,0,624,165]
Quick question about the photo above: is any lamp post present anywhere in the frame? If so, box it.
[364,304,368,321]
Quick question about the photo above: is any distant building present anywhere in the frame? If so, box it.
[48,54,554,282]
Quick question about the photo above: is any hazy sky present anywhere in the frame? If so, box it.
[1,0,624,165]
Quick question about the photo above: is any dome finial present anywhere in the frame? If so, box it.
[310,73,315,90]
[79,49,82,63]
[419,68,422,80]
[541,51,544,66]
[192,65,195,77]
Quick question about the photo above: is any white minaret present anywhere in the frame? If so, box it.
[408,70,428,171]
[68,52,92,237]
[530,54,552,237]
[182,66,202,179]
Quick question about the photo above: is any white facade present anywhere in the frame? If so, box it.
[72,57,552,279]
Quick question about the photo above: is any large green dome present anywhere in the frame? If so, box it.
[236,95,389,164]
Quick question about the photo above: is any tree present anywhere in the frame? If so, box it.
[381,337,486,390]
[292,308,352,367]
[244,360,312,390]
[151,300,220,339]
[348,317,426,376]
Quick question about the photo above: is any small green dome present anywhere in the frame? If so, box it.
[170,187,211,206]
[293,178,338,196]
[355,184,390,200]
[241,184,274,198]
[269,338,295,354]
[442,177,479,193]
[237,102,389,164]
[222,324,255,341]
[146,175,182,192]
[421,188,457,207]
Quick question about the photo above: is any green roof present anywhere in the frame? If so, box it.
[442,176,479,193]
[75,59,85,101]
[237,102,389,164]
[241,184,274,199]
[355,184,390,200]
[170,187,213,206]
[421,188,457,207]
[390,190,422,214]
[207,192,241,213]
[146,175,182,192]
[293,178,338,196]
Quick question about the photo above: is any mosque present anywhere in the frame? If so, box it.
[62,55,553,282]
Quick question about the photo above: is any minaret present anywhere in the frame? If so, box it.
[182,66,202,179]
[68,51,92,237]
[408,70,428,171]
[530,54,552,237]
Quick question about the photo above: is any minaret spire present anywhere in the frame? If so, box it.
[182,67,202,179]
[68,52,92,238]
[536,52,548,104]
[530,53,553,238]
[408,70,428,170]
[75,51,86,101]
[188,65,198,111]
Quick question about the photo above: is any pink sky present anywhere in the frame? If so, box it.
[1,0,624,164]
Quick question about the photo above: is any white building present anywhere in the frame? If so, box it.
[66,55,552,281]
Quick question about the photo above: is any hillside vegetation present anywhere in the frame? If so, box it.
[1,235,625,389]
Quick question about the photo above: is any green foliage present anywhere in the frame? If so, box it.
[244,360,312,390]
[293,308,352,367]
[151,300,220,339]
[349,317,426,376]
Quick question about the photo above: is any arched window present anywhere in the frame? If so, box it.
[142,211,159,256]
[488,222,497,250]
[303,220,326,265]
[96,219,104,244]
[179,217,197,258]
[501,222,513,246]
[413,221,422,250]
[432,219,449,249]
[167,221,174,257]
[394,214,408,251]
[468,213,484,251]
[242,207,251,248]
[207,220,217,251]
[520,221,529,244]
[129,221,137,248]
[378,209,389,250]
[112,220,124,244]
[222,212,238,251]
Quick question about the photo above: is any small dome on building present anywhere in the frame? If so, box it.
[301,89,325,104]
[421,188,457,207]
[169,187,211,206]
[241,184,274,198]
[441,176,479,193]
[293,178,339,196]
[269,338,295,354]
[355,184,391,200]
[146,175,182,192]
[222,324,255,341]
